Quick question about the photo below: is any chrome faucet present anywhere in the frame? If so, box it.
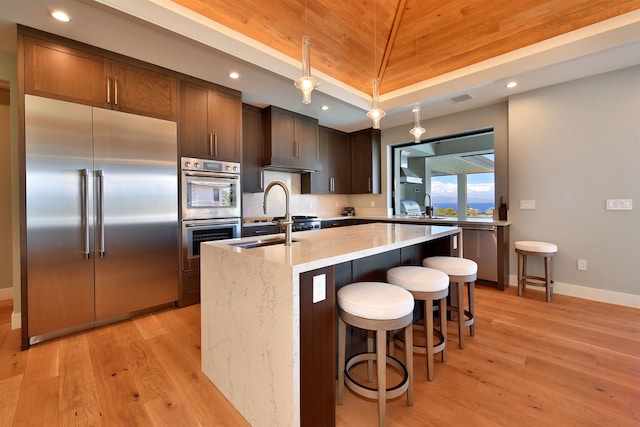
[424,192,434,218]
[263,180,293,246]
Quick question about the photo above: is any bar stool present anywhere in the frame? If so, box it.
[515,241,558,302]
[422,256,477,349]
[387,266,449,381]
[337,282,414,427]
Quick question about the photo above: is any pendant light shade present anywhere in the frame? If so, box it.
[294,35,318,104]
[367,77,385,129]
[409,103,425,143]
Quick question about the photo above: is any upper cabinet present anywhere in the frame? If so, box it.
[350,128,381,194]
[262,106,321,172]
[242,104,265,193]
[23,35,177,121]
[179,80,242,162]
[302,126,350,194]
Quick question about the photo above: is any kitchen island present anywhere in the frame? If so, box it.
[200,222,460,427]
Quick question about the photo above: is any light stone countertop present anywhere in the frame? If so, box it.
[200,222,460,427]
[209,222,461,274]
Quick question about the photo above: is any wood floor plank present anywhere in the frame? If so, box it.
[2,284,639,426]
[86,325,155,426]
[58,333,105,426]
[0,374,22,426]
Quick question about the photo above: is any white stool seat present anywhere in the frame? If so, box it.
[422,256,478,277]
[337,281,414,320]
[515,241,557,253]
[387,266,449,293]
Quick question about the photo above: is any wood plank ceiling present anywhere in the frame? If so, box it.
[172,0,640,95]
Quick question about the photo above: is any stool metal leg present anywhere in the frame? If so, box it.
[469,281,475,336]
[338,316,346,405]
[376,329,386,427]
[439,296,447,362]
[457,281,465,349]
[405,323,413,406]
[425,299,435,381]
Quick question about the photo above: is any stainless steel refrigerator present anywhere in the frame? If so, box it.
[25,95,178,343]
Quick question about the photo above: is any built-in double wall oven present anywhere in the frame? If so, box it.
[179,157,241,306]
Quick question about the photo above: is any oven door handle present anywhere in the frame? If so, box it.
[183,171,239,179]
[184,220,240,228]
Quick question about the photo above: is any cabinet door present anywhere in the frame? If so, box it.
[270,109,297,160]
[350,128,381,194]
[329,130,351,193]
[296,117,319,163]
[210,89,241,162]
[242,104,264,192]
[23,36,109,108]
[110,61,176,121]
[180,81,211,159]
[302,126,350,194]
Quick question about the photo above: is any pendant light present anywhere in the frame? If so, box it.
[294,1,318,104]
[367,0,385,129]
[409,104,425,143]
[408,3,424,142]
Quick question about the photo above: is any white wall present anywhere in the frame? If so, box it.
[0,48,20,325]
[509,65,640,302]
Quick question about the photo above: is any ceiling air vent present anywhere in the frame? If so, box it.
[449,93,474,103]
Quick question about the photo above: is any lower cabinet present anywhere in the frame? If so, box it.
[179,269,201,308]
[242,224,279,237]
[299,266,335,427]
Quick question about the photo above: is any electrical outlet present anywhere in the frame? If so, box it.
[312,274,326,303]
[520,200,536,209]
[578,259,587,271]
[370,201,375,207]
[606,199,632,210]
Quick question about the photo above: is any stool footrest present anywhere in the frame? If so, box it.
[394,327,445,355]
[344,353,409,401]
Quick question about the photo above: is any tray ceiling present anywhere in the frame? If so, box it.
[172,0,640,94]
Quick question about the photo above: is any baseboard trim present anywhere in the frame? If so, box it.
[509,275,640,309]
[11,311,21,330]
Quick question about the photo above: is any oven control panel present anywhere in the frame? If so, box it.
[181,157,240,175]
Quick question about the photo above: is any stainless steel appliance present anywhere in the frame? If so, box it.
[182,219,241,270]
[272,215,321,232]
[25,95,178,343]
[179,157,241,306]
[181,157,240,220]
[400,199,423,216]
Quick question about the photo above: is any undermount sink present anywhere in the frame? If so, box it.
[231,237,297,249]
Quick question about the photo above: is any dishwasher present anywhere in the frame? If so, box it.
[462,226,498,282]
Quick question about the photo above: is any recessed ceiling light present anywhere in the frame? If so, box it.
[321,105,329,111]
[228,72,240,79]
[506,81,518,88]
[51,10,71,22]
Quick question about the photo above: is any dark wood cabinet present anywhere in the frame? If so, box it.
[350,128,381,194]
[180,80,241,161]
[242,104,265,192]
[302,126,350,194]
[262,106,321,171]
[23,35,177,121]
[241,224,278,237]
[299,266,335,427]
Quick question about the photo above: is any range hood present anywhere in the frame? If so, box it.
[399,151,423,184]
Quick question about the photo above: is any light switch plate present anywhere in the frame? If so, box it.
[312,274,326,303]
[606,199,632,210]
[520,200,536,209]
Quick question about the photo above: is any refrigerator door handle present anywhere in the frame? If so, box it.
[82,169,90,259]
[97,169,106,257]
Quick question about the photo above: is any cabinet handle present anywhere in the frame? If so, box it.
[295,140,300,158]
[209,133,213,156]
[259,169,264,190]
[368,177,371,192]
[214,134,218,157]
[330,177,335,192]
[106,77,111,104]
[113,77,118,106]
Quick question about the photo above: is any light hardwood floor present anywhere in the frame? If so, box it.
[1,285,638,426]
